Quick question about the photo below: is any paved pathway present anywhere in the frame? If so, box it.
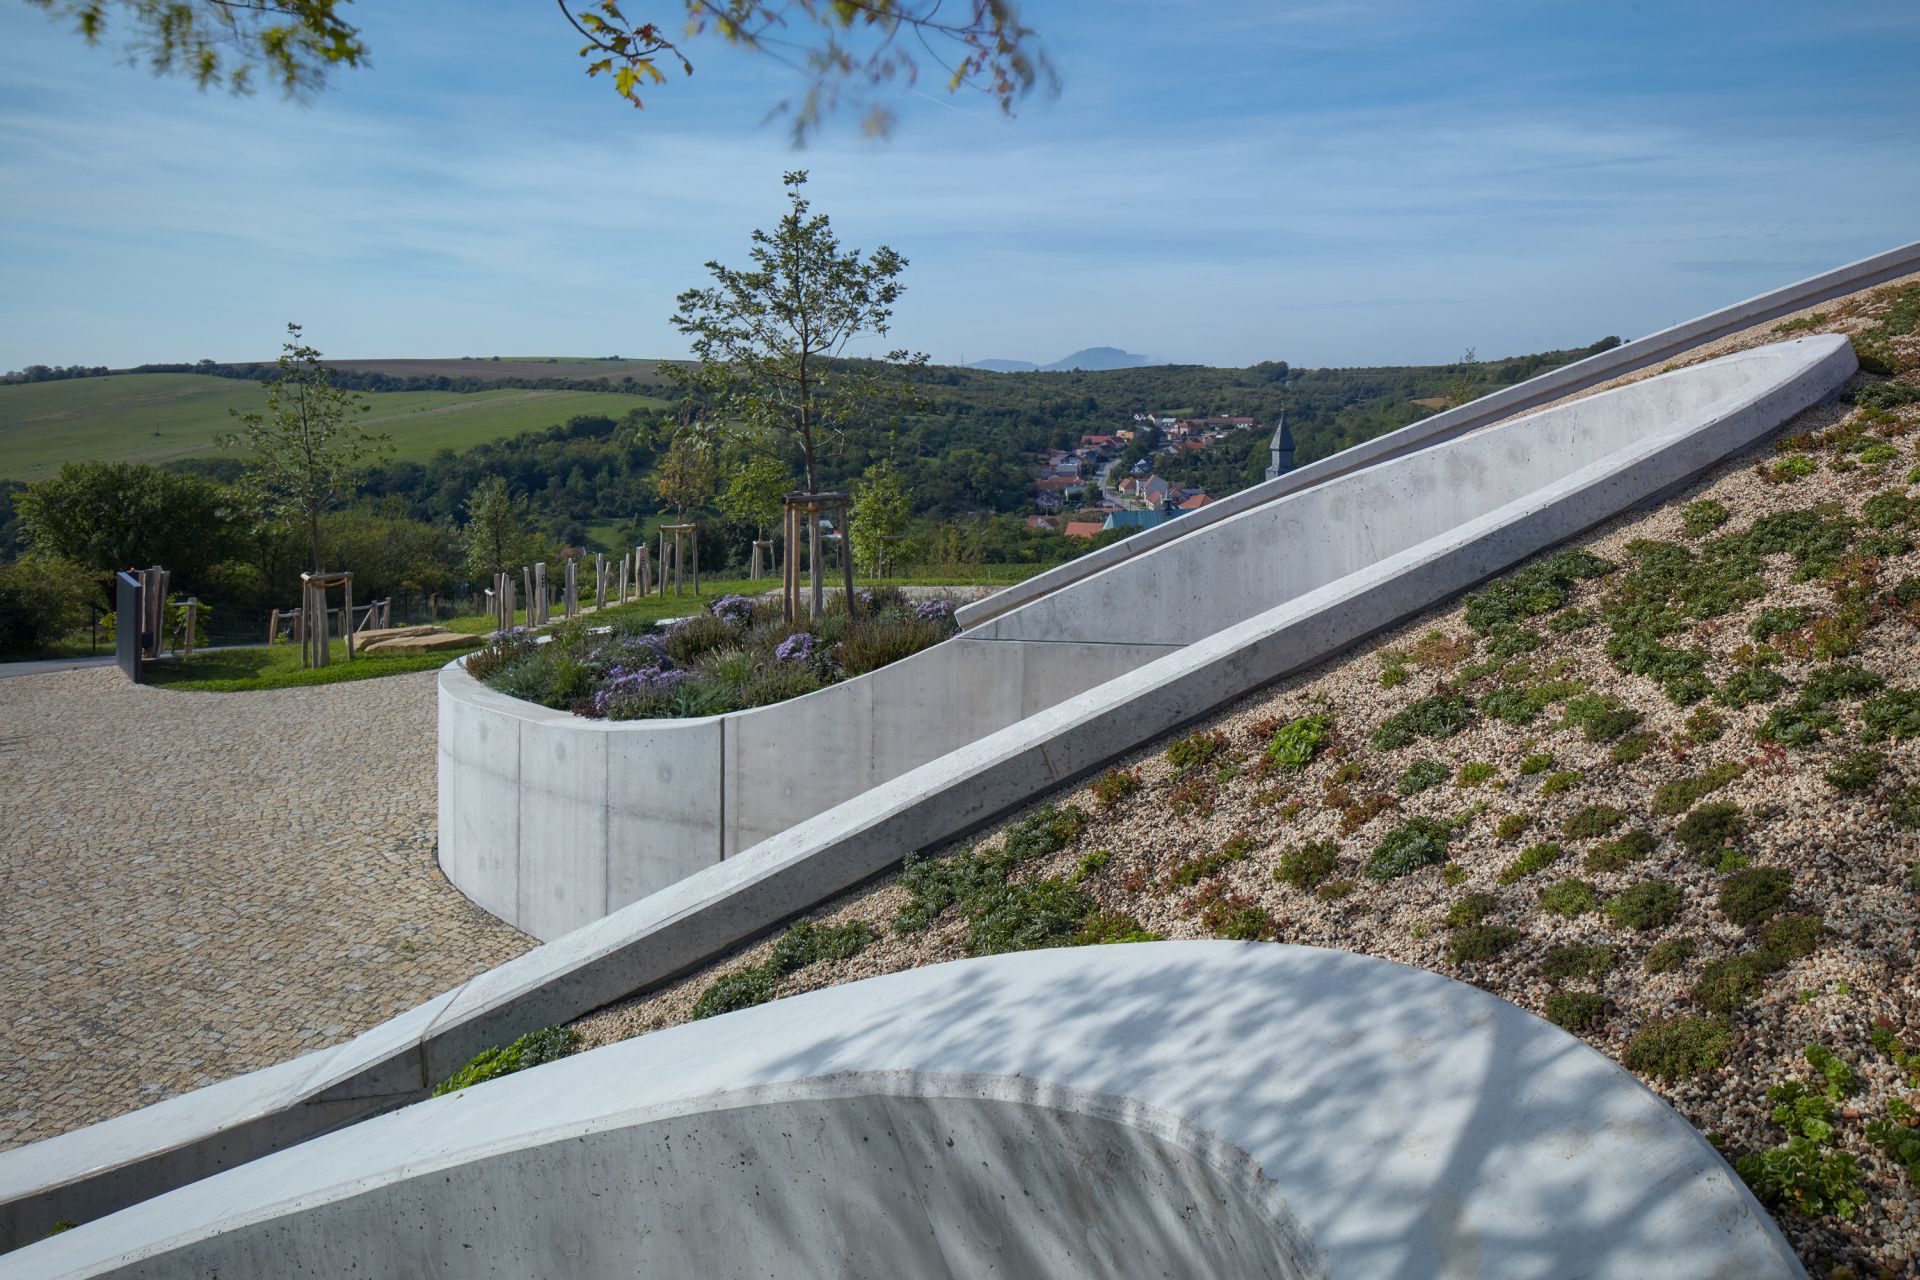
[0,667,533,1152]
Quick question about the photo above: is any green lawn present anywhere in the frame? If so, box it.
[141,636,482,692]
[0,374,665,481]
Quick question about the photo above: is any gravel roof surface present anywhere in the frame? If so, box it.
[574,280,1920,1278]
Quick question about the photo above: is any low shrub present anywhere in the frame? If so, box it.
[1456,761,1497,786]
[1562,805,1627,839]
[1518,752,1554,776]
[1497,841,1563,885]
[1546,992,1607,1033]
[692,917,878,1019]
[1003,804,1090,861]
[965,879,1094,956]
[1445,893,1501,927]
[1166,836,1254,889]
[1193,886,1278,941]
[1692,952,1778,1014]
[1538,878,1598,917]
[1824,750,1887,793]
[1495,813,1531,841]
[1605,881,1683,931]
[1166,729,1229,772]
[1372,695,1473,750]
[1075,911,1161,945]
[1674,802,1744,861]
[1447,924,1523,965]
[1560,694,1642,743]
[1462,547,1613,633]
[1090,767,1141,810]
[1624,1016,1733,1081]
[1719,867,1792,927]
[1396,757,1452,795]
[1652,764,1743,816]
[1584,830,1656,874]
[1759,913,1827,962]
[433,1026,581,1095]
[1644,936,1696,974]
[1274,839,1341,890]
[1540,769,1582,794]
[1862,688,1920,741]
[1541,942,1615,981]
[1363,817,1453,881]
[1264,714,1332,769]
[1609,732,1655,764]
[1681,499,1731,537]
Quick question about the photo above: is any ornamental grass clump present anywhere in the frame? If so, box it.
[475,585,960,720]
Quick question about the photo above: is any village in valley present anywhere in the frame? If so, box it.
[1027,411,1293,538]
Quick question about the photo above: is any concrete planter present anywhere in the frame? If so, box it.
[441,335,1857,941]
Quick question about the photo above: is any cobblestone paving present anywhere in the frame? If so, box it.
[0,667,533,1152]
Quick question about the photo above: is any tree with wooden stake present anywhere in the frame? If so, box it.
[220,323,390,576]
[671,170,926,620]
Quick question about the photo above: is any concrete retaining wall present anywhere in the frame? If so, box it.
[0,334,1854,1245]
[0,945,1803,1280]
[442,334,1857,940]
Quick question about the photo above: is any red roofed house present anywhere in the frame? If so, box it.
[1063,520,1105,539]
[1178,492,1214,511]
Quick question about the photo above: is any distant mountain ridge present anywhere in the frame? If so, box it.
[969,346,1158,373]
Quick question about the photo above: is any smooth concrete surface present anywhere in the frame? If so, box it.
[958,237,1920,630]
[0,335,1855,1246]
[0,944,1803,1280]
[441,334,1855,940]
[439,629,1175,940]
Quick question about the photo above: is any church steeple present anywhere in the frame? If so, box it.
[1266,411,1295,480]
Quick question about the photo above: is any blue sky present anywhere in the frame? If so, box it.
[2,1,1917,371]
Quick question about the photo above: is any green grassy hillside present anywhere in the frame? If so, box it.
[0,374,666,482]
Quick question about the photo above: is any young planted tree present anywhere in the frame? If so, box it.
[716,449,791,541]
[849,460,911,576]
[654,434,717,520]
[220,323,389,573]
[463,475,542,582]
[670,170,928,496]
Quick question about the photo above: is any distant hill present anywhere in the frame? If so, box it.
[968,347,1158,373]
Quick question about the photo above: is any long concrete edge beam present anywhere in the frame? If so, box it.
[2,944,1805,1279]
[956,237,1920,630]
[0,334,1855,1248]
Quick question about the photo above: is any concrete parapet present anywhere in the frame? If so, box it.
[0,944,1804,1279]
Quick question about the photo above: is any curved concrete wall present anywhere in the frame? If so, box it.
[441,335,1856,940]
[0,944,1803,1279]
[1,335,1855,1245]
[957,236,1920,630]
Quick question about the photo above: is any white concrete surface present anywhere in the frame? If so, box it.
[0,944,1803,1280]
[958,237,1919,630]
[441,334,1856,940]
[0,335,1856,1244]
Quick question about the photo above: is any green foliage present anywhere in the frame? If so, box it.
[1537,878,1597,917]
[1363,817,1452,881]
[1770,454,1817,482]
[1070,848,1110,882]
[1749,605,1812,643]
[1891,786,1920,830]
[1166,728,1228,772]
[1692,952,1777,1014]
[1644,936,1696,974]
[1623,1016,1732,1081]
[432,1026,581,1095]
[1198,891,1279,941]
[1541,942,1615,981]
[1539,769,1582,794]
[1316,878,1357,901]
[16,459,246,585]
[1652,764,1743,816]
[1517,752,1554,776]
[1456,761,1496,786]
[964,878,1094,956]
[1274,839,1340,891]
[849,459,913,575]
[1861,687,1920,741]
[1674,802,1744,861]
[1372,695,1472,750]
[1445,893,1501,927]
[1447,924,1523,965]
[1562,805,1627,839]
[1479,680,1580,726]
[1546,606,1593,635]
[0,554,94,652]
[1583,829,1656,874]
[1000,803,1089,861]
[1735,1047,1869,1220]
[893,805,1094,951]
[1166,836,1254,889]
[1604,881,1683,931]
[1462,548,1613,633]
[691,917,878,1019]
[1546,991,1607,1033]
[1559,693,1642,742]
[1760,914,1827,962]
[1680,499,1730,537]
[1719,867,1792,927]
[1264,714,1331,770]
[1089,767,1140,810]
[1824,750,1886,793]
[1608,731,1655,764]
[1075,911,1161,945]
[1497,841,1562,885]
[1495,813,1531,841]
[671,172,926,495]
[1395,757,1452,795]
